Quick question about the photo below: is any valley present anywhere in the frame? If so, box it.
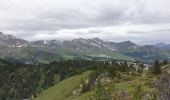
[1,32,170,64]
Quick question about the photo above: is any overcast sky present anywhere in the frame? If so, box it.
[0,0,170,44]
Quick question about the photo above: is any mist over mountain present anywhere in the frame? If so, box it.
[0,32,170,64]
[154,42,170,51]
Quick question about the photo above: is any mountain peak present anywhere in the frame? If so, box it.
[72,38,88,42]
[88,37,104,43]
[0,32,16,40]
[92,37,101,40]
[91,37,103,41]
[119,40,136,46]
[155,42,166,47]
[116,40,136,50]
[0,32,28,46]
[154,42,170,50]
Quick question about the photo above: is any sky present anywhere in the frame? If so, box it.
[0,0,170,44]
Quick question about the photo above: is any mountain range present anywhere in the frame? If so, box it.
[0,32,170,64]
[154,42,170,50]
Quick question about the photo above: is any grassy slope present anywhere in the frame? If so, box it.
[1,43,120,62]
[128,46,170,60]
[34,71,93,100]
[34,65,170,100]
[69,72,157,100]
[15,46,63,63]
[15,45,133,63]
[72,65,170,100]
[34,71,157,100]
[73,47,133,61]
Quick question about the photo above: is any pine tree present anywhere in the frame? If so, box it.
[94,78,112,100]
[153,60,161,74]
[162,59,168,65]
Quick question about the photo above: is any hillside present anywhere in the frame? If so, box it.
[0,59,170,100]
[0,60,112,100]
[34,64,170,100]
[34,71,93,100]
[76,64,170,100]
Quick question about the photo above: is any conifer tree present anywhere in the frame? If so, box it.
[153,60,161,74]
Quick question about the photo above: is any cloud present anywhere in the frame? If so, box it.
[9,23,168,45]
[0,0,170,44]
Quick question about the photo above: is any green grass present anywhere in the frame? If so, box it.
[34,71,93,100]
[77,48,133,60]
[34,65,170,100]
[69,72,157,100]
[67,89,95,100]
[15,48,29,59]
